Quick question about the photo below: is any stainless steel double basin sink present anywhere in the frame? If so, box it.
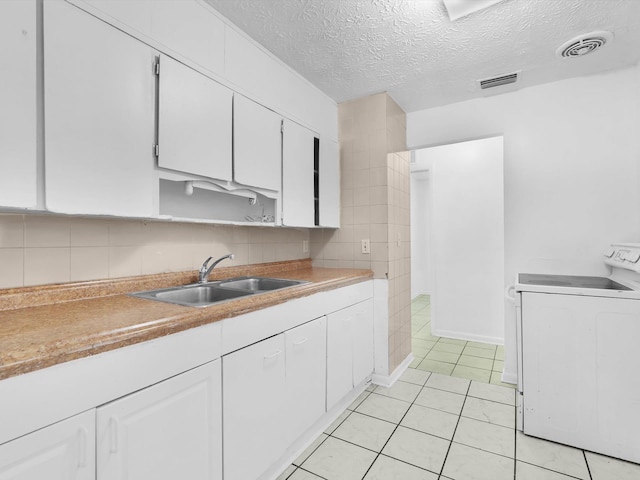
[130,277,308,308]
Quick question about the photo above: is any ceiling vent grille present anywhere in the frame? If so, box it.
[557,31,613,58]
[479,72,518,90]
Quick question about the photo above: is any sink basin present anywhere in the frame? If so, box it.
[218,277,307,292]
[130,277,308,307]
[131,284,252,308]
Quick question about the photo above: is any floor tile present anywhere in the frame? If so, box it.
[412,338,436,350]
[585,451,640,480]
[415,386,466,415]
[515,432,590,479]
[415,359,455,375]
[462,396,515,428]
[374,381,422,403]
[332,411,396,452]
[355,392,411,423]
[363,455,438,480]
[462,346,495,359]
[431,342,464,354]
[347,390,371,411]
[516,461,581,480]
[468,381,516,406]
[412,346,431,358]
[457,354,494,370]
[442,443,514,480]
[288,469,325,479]
[325,409,351,434]
[381,426,450,474]
[453,416,514,457]
[399,368,431,386]
[302,436,377,480]
[276,464,297,479]
[294,433,328,466]
[424,372,470,395]
[425,349,460,363]
[451,364,492,382]
[409,357,422,368]
[400,403,459,440]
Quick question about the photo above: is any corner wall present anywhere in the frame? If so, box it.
[311,92,411,374]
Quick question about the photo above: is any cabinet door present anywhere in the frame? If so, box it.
[96,360,222,480]
[285,316,327,444]
[223,334,286,480]
[0,0,37,209]
[352,299,374,386]
[44,0,155,217]
[282,120,315,227]
[0,409,95,480]
[326,306,355,411]
[319,138,340,227]
[158,53,232,181]
[233,95,282,192]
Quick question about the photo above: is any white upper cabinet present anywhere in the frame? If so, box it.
[320,138,340,228]
[282,120,315,227]
[157,54,233,181]
[0,0,37,209]
[0,409,96,480]
[97,360,222,480]
[44,0,155,217]
[74,0,225,76]
[233,95,282,192]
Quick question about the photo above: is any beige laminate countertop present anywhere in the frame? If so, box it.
[0,259,372,381]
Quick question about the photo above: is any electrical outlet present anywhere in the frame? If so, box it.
[361,239,370,254]
[302,240,309,253]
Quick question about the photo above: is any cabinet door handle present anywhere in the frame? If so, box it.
[77,427,88,467]
[263,349,282,360]
[293,337,308,346]
[109,417,118,453]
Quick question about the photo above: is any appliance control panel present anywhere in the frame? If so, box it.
[604,243,640,272]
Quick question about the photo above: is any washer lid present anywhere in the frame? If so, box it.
[518,273,631,291]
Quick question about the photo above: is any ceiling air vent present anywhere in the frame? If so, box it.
[479,72,518,90]
[556,31,613,58]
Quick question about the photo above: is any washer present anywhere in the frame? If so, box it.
[513,243,640,464]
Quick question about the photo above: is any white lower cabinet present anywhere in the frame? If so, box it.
[285,317,328,444]
[327,299,375,411]
[223,316,327,480]
[0,409,95,480]
[96,359,222,480]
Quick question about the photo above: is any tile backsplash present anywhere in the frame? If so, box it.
[0,214,309,289]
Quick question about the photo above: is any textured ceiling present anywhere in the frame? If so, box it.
[204,0,640,112]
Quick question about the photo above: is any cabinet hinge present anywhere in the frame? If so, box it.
[154,59,160,76]
[154,144,159,157]
[281,120,284,133]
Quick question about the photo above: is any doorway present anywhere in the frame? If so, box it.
[410,136,505,344]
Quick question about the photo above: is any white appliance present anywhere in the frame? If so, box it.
[512,243,640,464]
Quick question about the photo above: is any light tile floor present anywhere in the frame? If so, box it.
[276,295,640,480]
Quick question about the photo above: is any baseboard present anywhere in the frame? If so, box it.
[431,328,503,346]
[501,370,517,385]
[371,353,413,388]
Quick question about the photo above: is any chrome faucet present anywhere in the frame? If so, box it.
[198,253,234,283]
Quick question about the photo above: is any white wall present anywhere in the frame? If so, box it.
[413,138,504,344]
[407,63,640,382]
[410,170,431,298]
